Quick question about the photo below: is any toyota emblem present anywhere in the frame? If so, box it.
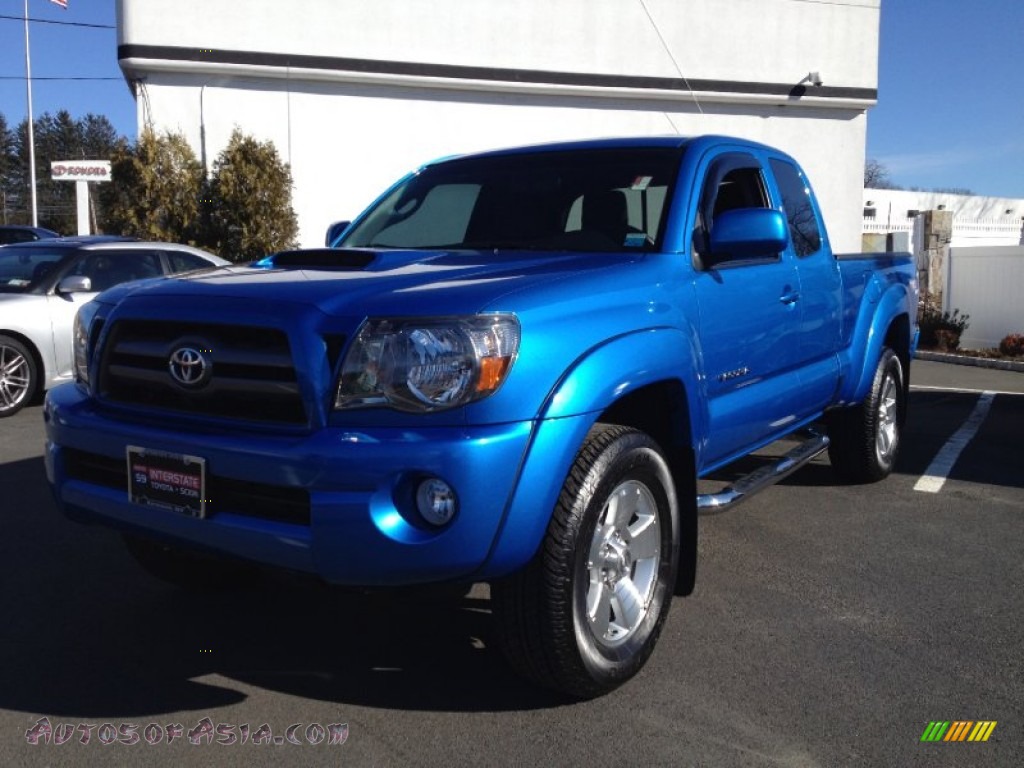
[168,347,210,387]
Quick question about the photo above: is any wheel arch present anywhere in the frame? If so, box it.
[842,285,914,406]
[884,313,911,424]
[596,381,698,596]
[480,329,701,595]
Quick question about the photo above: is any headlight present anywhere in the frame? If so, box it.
[73,301,102,385]
[335,315,520,412]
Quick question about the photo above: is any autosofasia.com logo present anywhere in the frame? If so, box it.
[25,717,349,747]
[920,721,997,743]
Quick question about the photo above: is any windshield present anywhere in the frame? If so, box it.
[0,246,71,294]
[340,147,684,253]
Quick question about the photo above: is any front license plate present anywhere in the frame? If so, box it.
[127,446,206,518]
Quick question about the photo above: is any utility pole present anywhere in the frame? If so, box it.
[23,0,39,226]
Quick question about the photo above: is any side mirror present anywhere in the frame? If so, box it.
[57,275,93,294]
[709,208,789,260]
[325,220,351,247]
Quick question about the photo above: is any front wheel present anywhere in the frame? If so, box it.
[492,424,679,698]
[0,335,37,417]
[827,347,905,483]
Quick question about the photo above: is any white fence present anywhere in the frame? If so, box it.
[863,216,1023,248]
[946,246,1024,349]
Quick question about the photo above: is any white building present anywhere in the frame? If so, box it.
[116,0,881,250]
[863,188,1024,248]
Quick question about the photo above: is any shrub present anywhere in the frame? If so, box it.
[205,129,298,262]
[934,329,960,352]
[918,300,970,350]
[999,333,1024,357]
[102,130,204,244]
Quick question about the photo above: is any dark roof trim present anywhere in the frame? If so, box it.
[118,44,877,101]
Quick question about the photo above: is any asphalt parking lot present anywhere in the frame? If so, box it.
[2,359,1021,767]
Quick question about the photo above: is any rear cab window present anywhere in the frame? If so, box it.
[167,250,216,273]
[769,158,822,257]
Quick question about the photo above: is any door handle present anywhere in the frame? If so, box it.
[779,290,801,305]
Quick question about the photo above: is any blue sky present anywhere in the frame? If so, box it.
[1,0,1022,199]
[870,0,1024,197]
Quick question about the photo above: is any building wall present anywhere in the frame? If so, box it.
[116,0,880,250]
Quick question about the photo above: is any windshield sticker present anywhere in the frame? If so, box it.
[624,233,648,247]
[631,176,653,191]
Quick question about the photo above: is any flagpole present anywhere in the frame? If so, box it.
[23,0,39,227]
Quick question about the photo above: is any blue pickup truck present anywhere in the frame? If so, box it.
[45,136,917,698]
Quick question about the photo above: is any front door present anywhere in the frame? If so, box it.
[690,150,804,468]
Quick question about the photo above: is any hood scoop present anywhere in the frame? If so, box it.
[267,248,377,270]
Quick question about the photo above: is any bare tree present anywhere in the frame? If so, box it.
[864,158,894,189]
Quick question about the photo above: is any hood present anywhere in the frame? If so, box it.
[100,248,640,317]
[0,292,43,309]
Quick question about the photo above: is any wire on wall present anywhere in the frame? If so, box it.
[637,0,704,132]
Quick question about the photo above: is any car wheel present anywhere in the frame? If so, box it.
[0,335,37,417]
[492,424,679,698]
[827,347,905,483]
[122,535,261,591]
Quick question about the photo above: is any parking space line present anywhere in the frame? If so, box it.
[913,391,996,494]
[911,385,1024,397]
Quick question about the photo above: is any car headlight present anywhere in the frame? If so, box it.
[73,301,102,385]
[335,315,520,412]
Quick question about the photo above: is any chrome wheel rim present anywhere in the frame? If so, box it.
[0,344,31,412]
[584,480,661,648]
[875,371,899,463]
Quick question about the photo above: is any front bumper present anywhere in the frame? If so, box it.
[44,384,535,586]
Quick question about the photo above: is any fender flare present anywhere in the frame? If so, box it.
[841,283,912,405]
[477,328,703,579]
[540,327,704,424]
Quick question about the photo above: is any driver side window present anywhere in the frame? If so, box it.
[71,251,162,292]
[693,153,770,266]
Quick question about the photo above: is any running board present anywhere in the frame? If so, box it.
[697,433,830,514]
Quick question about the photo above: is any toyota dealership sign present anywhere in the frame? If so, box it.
[50,160,112,235]
[51,160,112,182]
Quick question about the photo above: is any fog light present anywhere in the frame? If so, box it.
[416,478,457,527]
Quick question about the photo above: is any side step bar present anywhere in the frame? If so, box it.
[697,433,830,514]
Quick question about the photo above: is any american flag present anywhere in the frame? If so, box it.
[49,0,68,8]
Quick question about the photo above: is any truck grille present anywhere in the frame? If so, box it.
[98,320,307,425]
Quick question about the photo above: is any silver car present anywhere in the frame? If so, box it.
[0,237,229,416]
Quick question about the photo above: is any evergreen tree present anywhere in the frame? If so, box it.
[0,114,16,225]
[206,129,299,262]
[3,110,122,232]
[28,110,81,232]
[102,129,204,243]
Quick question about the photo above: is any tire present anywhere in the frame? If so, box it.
[492,424,680,699]
[122,535,260,591]
[827,348,905,483]
[0,334,37,417]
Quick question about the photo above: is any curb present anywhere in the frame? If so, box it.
[915,350,1024,373]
